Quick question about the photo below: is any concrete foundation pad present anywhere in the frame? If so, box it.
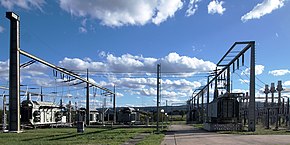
[204,123,242,131]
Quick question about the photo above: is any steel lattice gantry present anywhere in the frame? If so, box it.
[188,41,256,131]
[5,12,115,132]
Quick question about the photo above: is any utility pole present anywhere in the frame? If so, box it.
[156,64,161,133]
[264,85,270,129]
[86,69,90,125]
[226,68,231,92]
[7,12,21,133]
[113,85,116,124]
[68,101,72,123]
[102,98,106,125]
[207,77,210,122]
[248,41,255,132]
[166,100,168,125]
[166,100,168,115]
[214,68,218,99]
[197,96,200,123]
[287,98,290,128]
[201,91,204,123]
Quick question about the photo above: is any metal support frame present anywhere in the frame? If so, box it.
[264,84,270,129]
[40,86,43,101]
[190,94,194,122]
[226,67,231,92]
[7,12,21,133]
[5,12,114,132]
[156,64,161,133]
[68,101,72,123]
[86,69,90,125]
[113,85,116,124]
[206,77,210,122]
[287,98,290,128]
[248,41,255,131]
[201,91,204,123]
[187,41,256,131]
[197,95,200,122]
[214,68,218,99]
[19,50,114,94]
[189,42,255,102]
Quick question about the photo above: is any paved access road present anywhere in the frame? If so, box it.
[161,124,290,145]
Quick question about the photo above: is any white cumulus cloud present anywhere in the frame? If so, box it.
[269,69,290,76]
[186,0,201,17]
[59,57,106,72]
[59,52,214,74]
[0,60,9,81]
[162,79,201,90]
[59,0,183,27]
[241,65,264,76]
[54,52,214,102]
[241,0,285,22]
[99,77,201,93]
[152,0,183,25]
[208,0,226,15]
[0,0,45,11]
[283,81,290,86]
[160,52,216,74]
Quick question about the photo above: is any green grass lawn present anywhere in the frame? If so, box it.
[0,127,164,145]
[170,121,186,125]
[192,123,204,129]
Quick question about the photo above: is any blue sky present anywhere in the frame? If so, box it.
[0,0,290,108]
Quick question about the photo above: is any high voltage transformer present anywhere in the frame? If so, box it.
[207,93,240,124]
[20,100,66,126]
[117,107,140,124]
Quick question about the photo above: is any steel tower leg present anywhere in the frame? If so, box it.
[86,69,90,125]
[248,41,256,131]
[6,12,21,133]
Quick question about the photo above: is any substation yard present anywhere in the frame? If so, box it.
[2,10,290,145]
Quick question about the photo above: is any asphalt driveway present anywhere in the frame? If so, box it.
[161,124,290,145]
